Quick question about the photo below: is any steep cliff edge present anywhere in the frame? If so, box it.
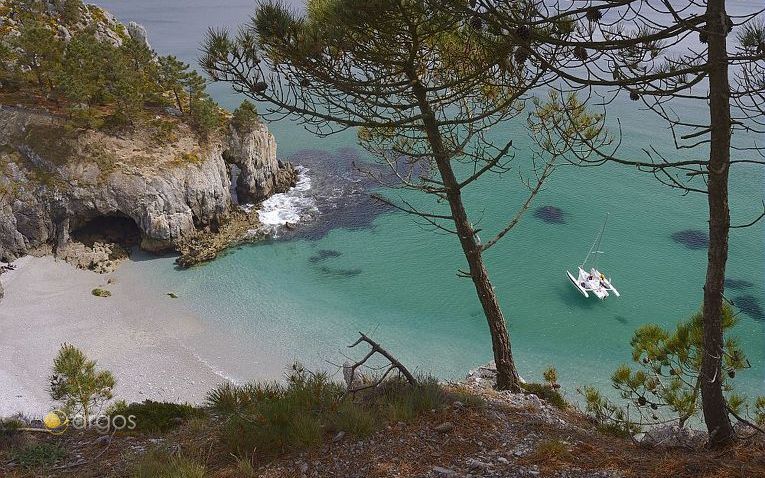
[0,105,296,268]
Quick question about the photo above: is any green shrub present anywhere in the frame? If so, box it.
[189,95,222,139]
[206,381,282,415]
[91,288,111,297]
[56,0,83,25]
[374,376,448,422]
[109,400,205,433]
[235,458,257,477]
[521,382,567,409]
[12,442,66,469]
[529,439,572,462]
[0,418,24,448]
[219,374,335,459]
[231,100,259,133]
[581,304,764,433]
[214,368,450,461]
[131,449,206,478]
[543,366,559,387]
[332,400,377,437]
[756,397,765,427]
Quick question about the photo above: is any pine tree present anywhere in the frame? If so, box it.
[202,0,604,391]
[12,18,63,94]
[158,55,191,113]
[475,0,765,446]
[49,343,115,425]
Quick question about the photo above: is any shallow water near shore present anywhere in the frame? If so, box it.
[96,0,764,399]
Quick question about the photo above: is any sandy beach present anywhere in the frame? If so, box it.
[0,255,256,419]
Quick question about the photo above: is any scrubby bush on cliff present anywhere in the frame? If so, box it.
[8,18,63,94]
[49,343,115,424]
[0,0,222,136]
[108,400,205,433]
[54,0,83,25]
[231,100,259,133]
[207,363,451,461]
[188,88,222,139]
[581,305,764,435]
[131,449,206,478]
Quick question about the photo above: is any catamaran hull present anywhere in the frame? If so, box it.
[567,214,620,300]
[567,267,617,300]
[566,270,589,298]
[600,278,620,297]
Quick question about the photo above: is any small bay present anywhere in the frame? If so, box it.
[96,0,765,399]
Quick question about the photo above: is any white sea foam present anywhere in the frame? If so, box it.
[255,166,318,235]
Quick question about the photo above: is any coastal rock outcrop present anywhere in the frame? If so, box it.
[225,122,296,203]
[0,106,296,266]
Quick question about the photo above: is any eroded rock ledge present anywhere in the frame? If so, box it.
[0,105,296,271]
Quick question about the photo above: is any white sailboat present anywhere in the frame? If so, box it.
[566,214,620,300]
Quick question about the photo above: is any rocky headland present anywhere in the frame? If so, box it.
[0,105,295,269]
[0,1,297,283]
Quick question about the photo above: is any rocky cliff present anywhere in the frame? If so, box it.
[0,105,296,267]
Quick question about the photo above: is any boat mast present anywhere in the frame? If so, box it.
[592,213,609,269]
[581,213,609,269]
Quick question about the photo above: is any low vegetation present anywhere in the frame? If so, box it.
[206,364,451,462]
[130,449,206,478]
[10,442,66,469]
[108,400,205,433]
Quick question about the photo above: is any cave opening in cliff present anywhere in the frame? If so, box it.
[70,215,142,249]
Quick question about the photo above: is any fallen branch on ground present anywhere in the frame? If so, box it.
[345,332,417,393]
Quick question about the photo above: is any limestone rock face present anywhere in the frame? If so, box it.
[225,123,297,204]
[0,106,295,263]
[127,21,151,50]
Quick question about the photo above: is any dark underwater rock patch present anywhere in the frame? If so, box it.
[318,266,362,278]
[533,206,566,224]
[309,249,342,263]
[734,295,764,322]
[724,278,755,290]
[275,147,395,241]
[670,229,709,250]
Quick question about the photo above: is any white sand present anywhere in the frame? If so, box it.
[0,255,245,418]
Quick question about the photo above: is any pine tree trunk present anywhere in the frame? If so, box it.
[701,0,735,448]
[411,81,522,392]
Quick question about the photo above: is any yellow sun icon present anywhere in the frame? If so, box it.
[43,410,68,434]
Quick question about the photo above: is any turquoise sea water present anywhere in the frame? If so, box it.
[97,1,764,398]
